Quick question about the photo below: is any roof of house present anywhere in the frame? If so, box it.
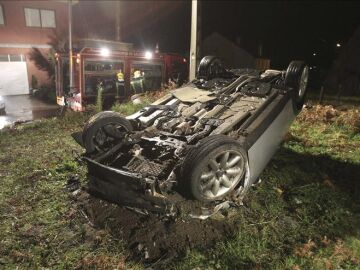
[202,32,255,68]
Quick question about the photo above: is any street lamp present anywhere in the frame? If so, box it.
[336,43,341,48]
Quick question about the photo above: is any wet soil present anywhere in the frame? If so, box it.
[74,190,241,268]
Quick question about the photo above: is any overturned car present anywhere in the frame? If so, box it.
[73,56,309,213]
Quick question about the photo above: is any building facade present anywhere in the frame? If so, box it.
[0,1,68,95]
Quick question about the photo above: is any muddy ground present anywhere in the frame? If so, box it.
[70,185,243,268]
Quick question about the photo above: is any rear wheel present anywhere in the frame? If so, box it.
[197,56,226,81]
[285,61,309,112]
[82,111,133,154]
[182,135,247,202]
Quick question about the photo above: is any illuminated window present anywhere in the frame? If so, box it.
[24,8,55,28]
[0,5,4,25]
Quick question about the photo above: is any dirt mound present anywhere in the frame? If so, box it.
[298,105,360,131]
[74,191,239,267]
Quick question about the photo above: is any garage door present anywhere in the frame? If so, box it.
[0,55,29,96]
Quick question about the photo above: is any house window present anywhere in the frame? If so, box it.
[0,55,8,61]
[40,9,56,28]
[0,5,5,25]
[25,8,41,27]
[24,8,55,28]
[0,54,26,62]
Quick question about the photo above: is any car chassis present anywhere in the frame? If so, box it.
[73,56,309,214]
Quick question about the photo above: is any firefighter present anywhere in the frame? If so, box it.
[131,69,144,93]
[115,69,124,98]
[117,69,124,82]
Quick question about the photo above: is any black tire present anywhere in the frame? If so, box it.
[182,135,248,202]
[197,56,226,81]
[285,61,309,112]
[83,111,117,133]
[83,111,133,153]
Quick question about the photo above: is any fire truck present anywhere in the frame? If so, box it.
[55,39,187,111]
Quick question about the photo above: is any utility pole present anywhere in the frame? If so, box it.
[115,1,121,41]
[189,0,198,81]
[68,0,74,91]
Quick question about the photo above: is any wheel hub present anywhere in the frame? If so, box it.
[298,67,309,99]
[198,150,245,199]
[216,170,224,178]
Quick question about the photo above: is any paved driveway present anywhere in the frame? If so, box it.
[0,95,59,129]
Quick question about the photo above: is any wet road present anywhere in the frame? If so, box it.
[0,95,60,129]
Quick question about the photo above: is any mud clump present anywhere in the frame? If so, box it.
[77,192,239,267]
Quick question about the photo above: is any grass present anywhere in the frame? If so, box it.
[175,103,360,269]
[0,112,142,269]
[111,99,151,116]
[0,97,359,269]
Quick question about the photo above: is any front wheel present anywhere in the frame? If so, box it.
[285,61,309,113]
[182,135,247,202]
[82,111,133,154]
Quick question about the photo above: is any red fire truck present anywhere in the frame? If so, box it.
[55,40,187,111]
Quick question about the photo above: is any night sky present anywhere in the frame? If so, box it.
[201,1,360,69]
[74,1,360,69]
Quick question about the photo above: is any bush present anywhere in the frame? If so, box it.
[32,83,56,103]
[111,100,149,116]
[31,75,38,90]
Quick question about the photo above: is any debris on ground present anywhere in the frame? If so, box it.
[73,189,241,264]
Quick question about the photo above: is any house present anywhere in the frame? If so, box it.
[0,1,68,96]
[201,32,255,69]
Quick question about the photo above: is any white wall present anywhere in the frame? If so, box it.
[0,62,29,95]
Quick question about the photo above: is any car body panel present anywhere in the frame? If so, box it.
[171,86,217,103]
[247,99,296,188]
[84,157,173,212]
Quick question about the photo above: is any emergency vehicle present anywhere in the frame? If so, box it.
[55,39,187,111]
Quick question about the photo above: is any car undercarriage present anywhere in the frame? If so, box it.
[73,56,309,214]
